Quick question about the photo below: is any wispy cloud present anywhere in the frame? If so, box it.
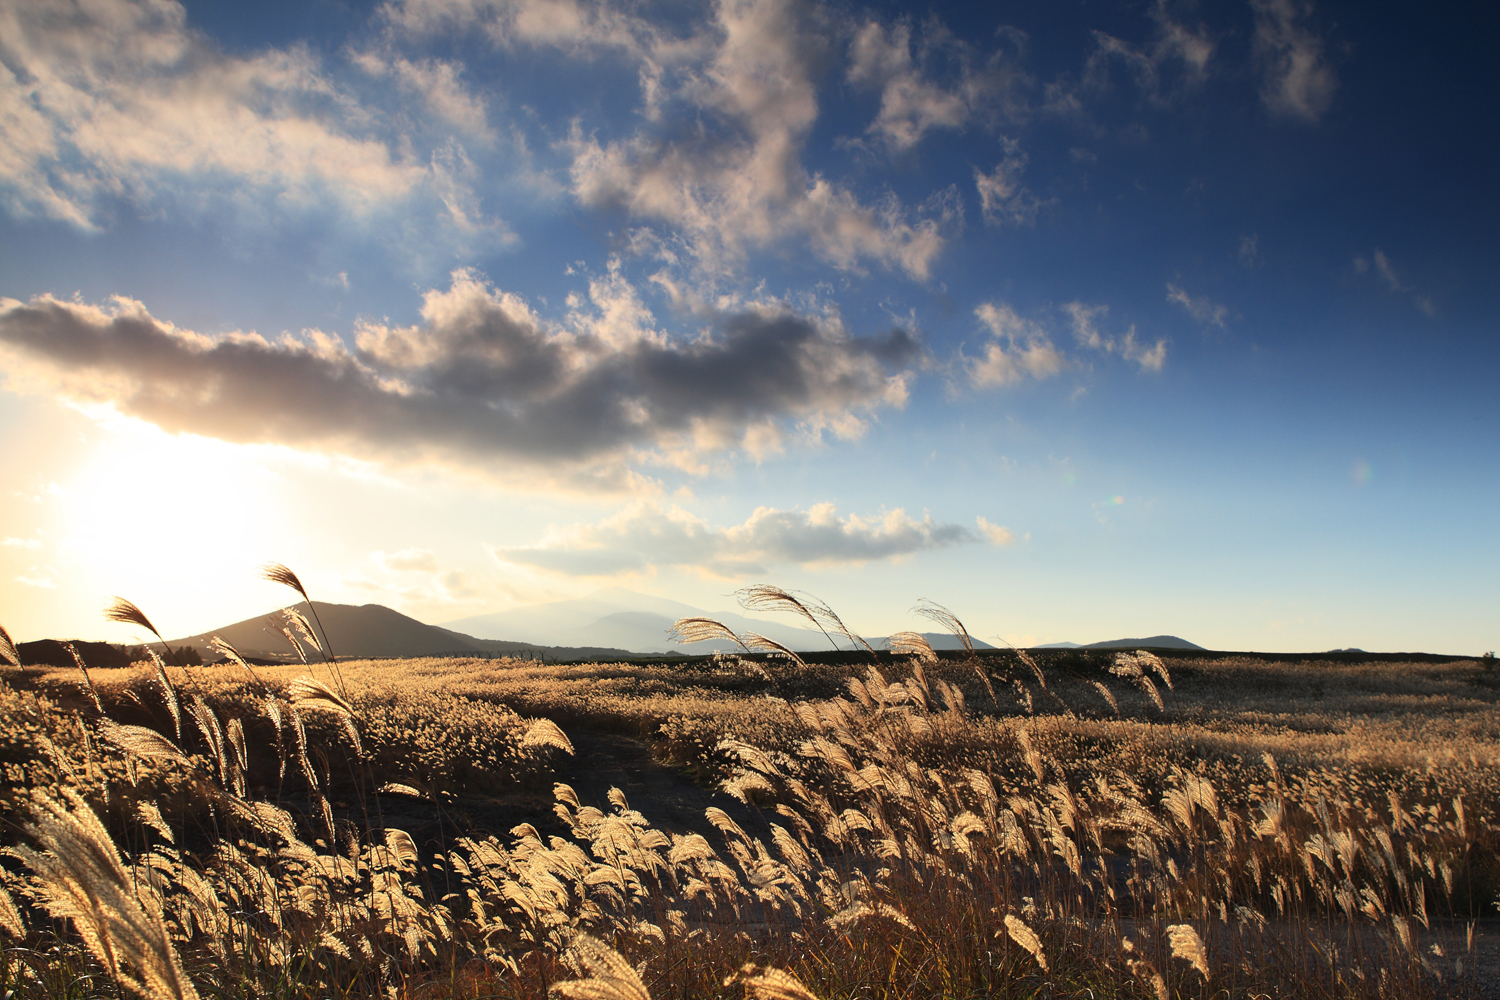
[1354,249,1435,315]
[377,548,440,572]
[1251,0,1337,122]
[1166,283,1227,327]
[1071,0,1215,105]
[974,139,1048,227]
[493,500,986,577]
[1238,233,1261,268]
[1064,303,1166,372]
[0,270,923,490]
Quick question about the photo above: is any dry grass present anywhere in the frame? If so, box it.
[1,591,1497,1000]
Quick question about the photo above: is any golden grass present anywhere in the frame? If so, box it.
[1,599,1497,1000]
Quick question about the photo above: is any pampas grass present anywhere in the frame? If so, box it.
[13,787,199,1000]
[2,578,1496,1000]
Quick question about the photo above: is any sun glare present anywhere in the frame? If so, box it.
[54,414,300,637]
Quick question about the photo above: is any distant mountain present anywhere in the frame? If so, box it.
[443,588,997,654]
[1080,635,1204,651]
[1032,636,1203,651]
[170,601,635,662]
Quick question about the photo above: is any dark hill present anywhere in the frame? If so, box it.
[170,601,634,662]
[17,639,135,670]
[1079,635,1205,651]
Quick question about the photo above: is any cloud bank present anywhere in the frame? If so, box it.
[0,270,922,489]
[495,500,1000,576]
[0,0,507,248]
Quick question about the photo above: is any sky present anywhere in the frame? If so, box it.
[0,0,1495,654]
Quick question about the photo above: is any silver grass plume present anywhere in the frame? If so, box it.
[207,636,260,686]
[288,676,354,718]
[277,624,307,664]
[104,596,161,639]
[0,623,18,668]
[260,563,345,695]
[913,600,1001,708]
[14,787,200,1000]
[63,642,104,714]
[144,650,183,743]
[1166,923,1210,978]
[737,585,876,655]
[668,617,749,651]
[288,676,362,757]
[99,721,195,771]
[1004,913,1047,971]
[912,599,974,656]
[1089,680,1121,717]
[886,631,937,663]
[280,608,323,654]
[724,963,823,1000]
[552,932,651,1000]
[378,783,429,800]
[104,597,182,667]
[741,633,808,671]
[522,718,576,754]
[0,882,25,939]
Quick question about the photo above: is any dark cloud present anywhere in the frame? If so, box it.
[0,271,923,487]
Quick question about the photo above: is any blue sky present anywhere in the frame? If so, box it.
[1,0,1495,652]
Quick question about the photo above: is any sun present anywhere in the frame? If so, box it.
[53,411,302,639]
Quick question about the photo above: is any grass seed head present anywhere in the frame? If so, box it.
[1166,923,1210,979]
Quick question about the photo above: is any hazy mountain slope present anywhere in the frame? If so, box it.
[443,589,997,653]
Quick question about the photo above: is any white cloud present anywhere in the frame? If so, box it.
[974,139,1047,227]
[387,0,956,280]
[381,0,659,57]
[1251,0,1337,122]
[494,499,981,576]
[0,270,924,490]
[1166,283,1227,327]
[1064,302,1166,372]
[848,20,969,151]
[16,574,56,589]
[557,0,953,281]
[0,0,505,244]
[969,302,1066,386]
[352,51,494,138]
[3,537,41,549]
[975,516,1014,545]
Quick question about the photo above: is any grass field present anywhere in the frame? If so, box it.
[2,607,1498,999]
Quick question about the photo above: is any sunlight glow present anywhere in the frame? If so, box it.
[53,412,301,638]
